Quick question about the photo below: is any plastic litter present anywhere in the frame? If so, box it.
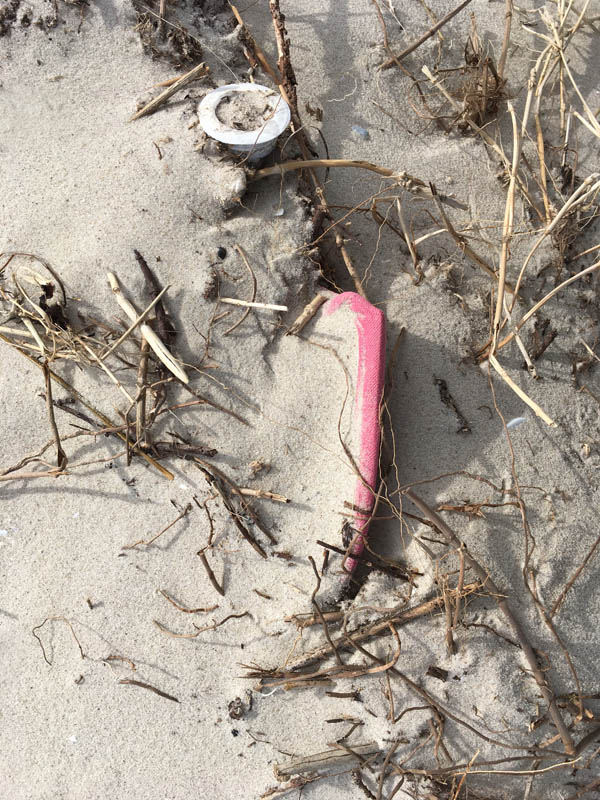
[351,125,369,140]
[199,83,291,163]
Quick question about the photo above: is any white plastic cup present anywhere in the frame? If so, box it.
[198,83,291,163]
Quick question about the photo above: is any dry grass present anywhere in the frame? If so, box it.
[0,250,243,484]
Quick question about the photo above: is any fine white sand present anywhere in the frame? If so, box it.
[2,1,600,798]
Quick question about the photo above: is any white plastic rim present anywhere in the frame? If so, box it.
[198,83,291,161]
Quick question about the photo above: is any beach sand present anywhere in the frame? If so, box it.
[2,1,600,798]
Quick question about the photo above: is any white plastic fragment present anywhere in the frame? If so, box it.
[351,125,369,140]
[199,83,291,163]
[258,686,281,697]
[506,416,527,429]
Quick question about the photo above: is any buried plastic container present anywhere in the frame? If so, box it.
[199,83,291,163]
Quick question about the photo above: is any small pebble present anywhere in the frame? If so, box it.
[351,125,369,140]
[217,247,227,260]
[231,173,247,198]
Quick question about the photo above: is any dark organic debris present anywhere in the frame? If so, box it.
[435,376,471,433]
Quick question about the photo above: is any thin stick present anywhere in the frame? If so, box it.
[133,248,173,345]
[32,616,85,665]
[497,0,514,82]
[270,1,372,296]
[201,500,216,546]
[130,62,209,121]
[380,0,474,70]
[158,0,166,37]
[100,285,170,359]
[118,679,179,703]
[154,611,248,638]
[0,325,41,340]
[286,294,328,335]
[338,241,367,297]
[452,548,465,631]
[535,112,552,224]
[558,49,600,139]
[550,531,600,617]
[441,575,456,656]
[376,737,403,800]
[230,3,282,85]
[488,101,557,423]
[308,555,343,666]
[78,338,135,404]
[268,0,298,114]
[1,437,59,476]
[287,609,343,628]
[123,503,192,549]
[43,362,67,471]
[223,245,258,336]
[107,272,188,384]
[395,198,419,275]
[22,318,45,353]
[0,468,67,483]
[197,549,225,596]
[492,102,522,353]
[220,298,288,312]
[136,339,150,446]
[385,669,395,723]
[103,654,136,671]
[238,487,290,503]
[158,589,218,614]
[250,160,465,208]
[571,242,600,261]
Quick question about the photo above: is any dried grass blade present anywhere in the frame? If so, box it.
[489,354,557,427]
[107,272,188,384]
[130,62,209,121]
[101,284,170,359]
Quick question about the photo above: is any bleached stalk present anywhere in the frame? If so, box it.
[107,272,188,384]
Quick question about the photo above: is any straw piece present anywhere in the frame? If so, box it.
[489,354,557,427]
[106,272,188,384]
[130,62,209,121]
[100,284,170,359]
[220,298,288,312]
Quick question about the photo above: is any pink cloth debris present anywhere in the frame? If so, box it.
[324,292,386,575]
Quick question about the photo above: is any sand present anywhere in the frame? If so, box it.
[2,1,600,798]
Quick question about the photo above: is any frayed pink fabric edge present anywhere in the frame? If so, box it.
[324,292,386,575]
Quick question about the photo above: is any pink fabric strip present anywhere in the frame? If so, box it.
[324,292,386,574]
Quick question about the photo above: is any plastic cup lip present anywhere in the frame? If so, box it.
[198,83,291,149]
